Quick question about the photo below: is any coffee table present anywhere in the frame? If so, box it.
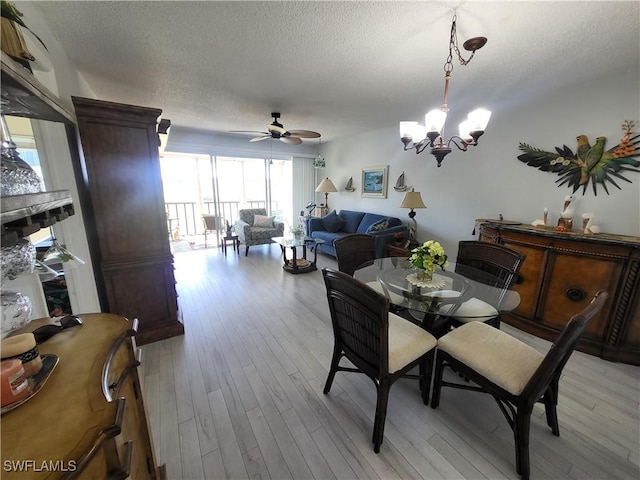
[271,236,325,274]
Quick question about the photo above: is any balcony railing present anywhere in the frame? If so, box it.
[165,201,280,237]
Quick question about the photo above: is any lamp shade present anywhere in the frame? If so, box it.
[467,108,492,132]
[425,110,447,134]
[315,177,338,193]
[399,190,427,209]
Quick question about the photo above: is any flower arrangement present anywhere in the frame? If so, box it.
[409,240,448,275]
[290,224,305,237]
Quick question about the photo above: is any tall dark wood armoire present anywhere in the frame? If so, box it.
[72,96,183,344]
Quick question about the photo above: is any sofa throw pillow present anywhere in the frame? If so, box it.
[366,218,390,233]
[253,214,275,228]
[321,210,345,233]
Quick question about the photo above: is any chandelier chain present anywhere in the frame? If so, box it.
[447,14,476,72]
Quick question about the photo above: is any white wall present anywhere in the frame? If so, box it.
[319,68,640,257]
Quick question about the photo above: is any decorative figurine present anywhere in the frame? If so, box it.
[582,213,600,234]
[556,194,575,231]
[531,207,549,227]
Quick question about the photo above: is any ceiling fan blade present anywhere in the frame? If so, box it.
[267,124,287,135]
[229,130,269,135]
[287,129,321,138]
[280,136,302,145]
[250,135,271,142]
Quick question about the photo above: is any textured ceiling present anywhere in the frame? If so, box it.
[27,1,640,143]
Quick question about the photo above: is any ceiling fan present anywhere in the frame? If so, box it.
[231,112,321,145]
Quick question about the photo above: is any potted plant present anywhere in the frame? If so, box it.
[290,225,304,239]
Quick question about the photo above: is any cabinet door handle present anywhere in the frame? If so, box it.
[102,318,139,401]
[107,440,133,480]
[566,288,586,301]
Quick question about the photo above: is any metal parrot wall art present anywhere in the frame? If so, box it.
[517,120,640,195]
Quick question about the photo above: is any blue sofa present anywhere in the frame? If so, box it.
[307,210,409,258]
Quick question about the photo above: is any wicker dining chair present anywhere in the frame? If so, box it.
[334,234,376,276]
[448,240,525,328]
[431,291,608,480]
[322,268,437,453]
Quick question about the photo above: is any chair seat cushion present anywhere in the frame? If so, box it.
[388,313,437,374]
[437,322,544,395]
[501,290,521,311]
[450,297,499,323]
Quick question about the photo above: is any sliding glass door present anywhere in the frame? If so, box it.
[161,154,294,243]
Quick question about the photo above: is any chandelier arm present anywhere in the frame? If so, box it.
[448,136,473,152]
[415,140,431,155]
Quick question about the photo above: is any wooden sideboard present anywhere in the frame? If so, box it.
[1,313,164,479]
[478,221,640,365]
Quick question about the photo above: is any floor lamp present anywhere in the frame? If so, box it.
[399,188,427,244]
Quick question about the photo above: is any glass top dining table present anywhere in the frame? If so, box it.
[353,257,520,334]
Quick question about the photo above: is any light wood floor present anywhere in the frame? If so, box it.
[140,243,639,480]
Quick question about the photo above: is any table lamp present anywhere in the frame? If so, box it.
[315,177,338,210]
[399,188,427,243]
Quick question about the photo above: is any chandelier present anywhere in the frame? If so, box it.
[400,14,491,167]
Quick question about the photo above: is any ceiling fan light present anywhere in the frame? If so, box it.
[267,124,287,135]
[467,108,492,132]
[425,110,447,134]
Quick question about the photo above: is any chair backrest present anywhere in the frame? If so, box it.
[334,234,376,276]
[239,208,267,225]
[522,291,608,402]
[322,268,389,379]
[202,214,225,231]
[455,241,525,305]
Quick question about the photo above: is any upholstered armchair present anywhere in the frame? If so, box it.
[234,208,285,256]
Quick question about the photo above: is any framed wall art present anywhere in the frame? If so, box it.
[361,165,389,198]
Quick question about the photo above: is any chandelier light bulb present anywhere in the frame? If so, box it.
[412,124,427,143]
[467,109,492,132]
[399,121,418,139]
[458,120,473,142]
[425,110,447,133]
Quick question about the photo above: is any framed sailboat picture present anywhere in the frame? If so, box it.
[361,165,388,198]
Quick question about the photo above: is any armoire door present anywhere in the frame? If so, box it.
[72,96,183,344]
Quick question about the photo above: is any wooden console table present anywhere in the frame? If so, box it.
[478,221,639,365]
